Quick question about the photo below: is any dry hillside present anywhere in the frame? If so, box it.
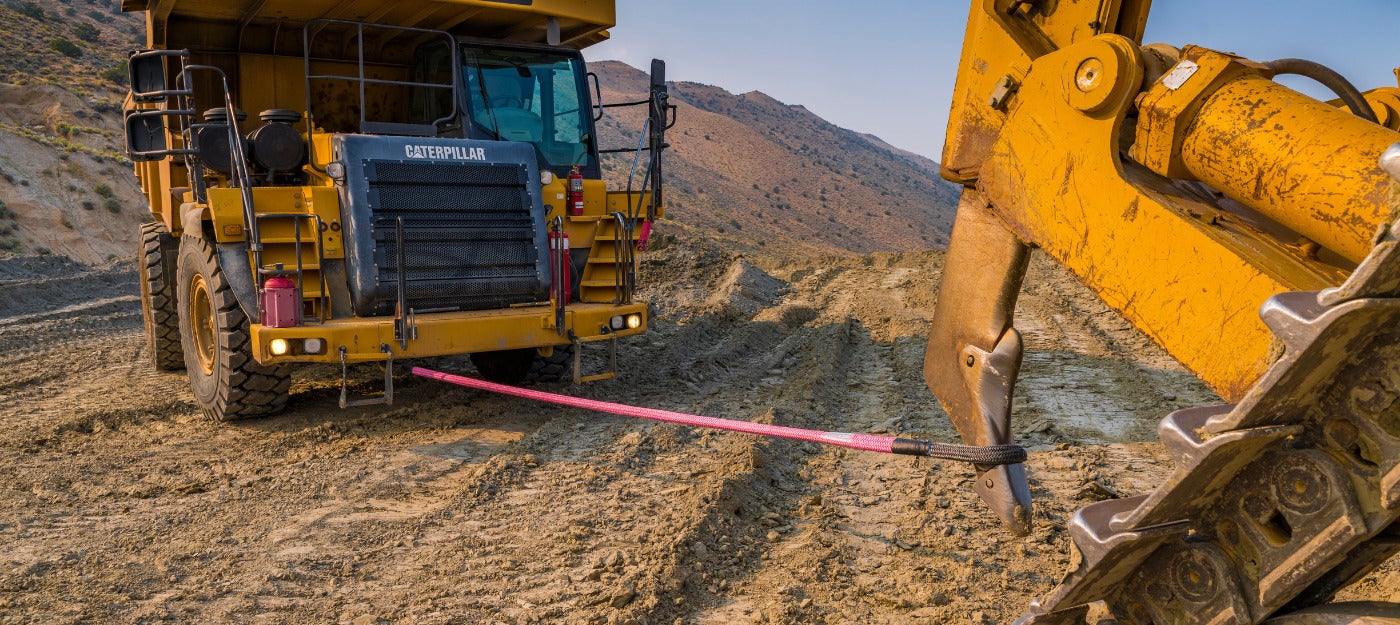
[0,0,147,263]
[592,61,960,257]
[0,4,958,264]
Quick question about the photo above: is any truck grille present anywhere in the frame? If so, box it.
[361,159,545,315]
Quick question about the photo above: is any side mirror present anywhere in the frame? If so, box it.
[128,49,192,103]
[649,59,666,92]
[588,72,604,121]
[125,110,197,162]
[125,111,169,160]
[648,59,671,135]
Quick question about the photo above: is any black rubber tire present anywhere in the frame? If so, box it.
[470,349,535,384]
[469,345,575,385]
[138,221,184,371]
[176,234,291,422]
[525,344,573,384]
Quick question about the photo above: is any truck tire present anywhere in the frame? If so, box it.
[176,234,291,422]
[525,344,573,383]
[138,222,183,371]
[470,345,574,385]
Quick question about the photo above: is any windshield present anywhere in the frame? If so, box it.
[462,45,595,176]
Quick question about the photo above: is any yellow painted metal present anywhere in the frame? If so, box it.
[940,0,1400,400]
[942,0,1152,183]
[1361,89,1400,131]
[1130,49,1257,181]
[188,272,216,375]
[123,0,660,375]
[606,190,658,219]
[251,302,647,364]
[974,36,1349,400]
[205,187,340,246]
[1134,47,1400,264]
[126,0,614,50]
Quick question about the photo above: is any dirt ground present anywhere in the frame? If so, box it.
[0,239,1396,624]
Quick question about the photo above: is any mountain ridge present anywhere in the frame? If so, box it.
[0,5,958,263]
[592,60,959,257]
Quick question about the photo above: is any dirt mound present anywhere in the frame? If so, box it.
[699,260,787,320]
[0,255,132,319]
[0,235,1394,623]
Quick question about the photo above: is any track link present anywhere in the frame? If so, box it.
[1017,219,1400,624]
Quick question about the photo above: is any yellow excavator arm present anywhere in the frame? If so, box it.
[928,1,1400,623]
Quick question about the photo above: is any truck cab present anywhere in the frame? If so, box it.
[120,0,672,421]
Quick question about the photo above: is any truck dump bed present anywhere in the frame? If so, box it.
[121,0,615,49]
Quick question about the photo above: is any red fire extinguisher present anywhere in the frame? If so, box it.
[261,265,301,328]
[550,230,571,304]
[567,165,584,217]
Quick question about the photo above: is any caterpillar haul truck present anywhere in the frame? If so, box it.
[120,0,672,421]
[925,1,1400,623]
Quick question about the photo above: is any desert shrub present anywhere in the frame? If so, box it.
[104,197,121,213]
[94,183,113,197]
[41,168,54,177]
[14,2,44,21]
[60,215,73,229]
[48,38,83,59]
[35,246,51,255]
[100,64,128,85]
[81,200,96,211]
[72,22,99,42]
[0,237,21,252]
[0,201,12,219]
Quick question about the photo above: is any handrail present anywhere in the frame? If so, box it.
[301,18,460,172]
[254,213,330,322]
[609,210,636,305]
[551,215,567,335]
[172,62,266,320]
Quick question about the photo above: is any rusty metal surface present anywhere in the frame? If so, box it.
[1174,59,1400,264]
[923,188,1034,534]
[1263,603,1400,625]
[1015,209,1400,624]
[941,0,1154,183]
[976,35,1347,401]
[939,0,1400,620]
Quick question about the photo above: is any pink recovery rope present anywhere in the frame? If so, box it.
[412,366,896,453]
[410,367,1027,465]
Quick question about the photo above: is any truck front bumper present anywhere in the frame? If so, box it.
[250,302,647,364]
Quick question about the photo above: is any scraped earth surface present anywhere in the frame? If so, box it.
[0,241,1396,625]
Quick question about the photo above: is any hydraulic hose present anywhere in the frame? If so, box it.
[1268,58,1379,124]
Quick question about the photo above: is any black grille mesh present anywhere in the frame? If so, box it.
[365,160,543,314]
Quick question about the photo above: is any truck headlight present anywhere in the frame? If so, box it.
[270,338,290,356]
[626,314,642,329]
[303,338,325,354]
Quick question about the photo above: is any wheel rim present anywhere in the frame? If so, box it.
[189,273,217,376]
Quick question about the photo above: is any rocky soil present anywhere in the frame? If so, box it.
[0,239,1396,624]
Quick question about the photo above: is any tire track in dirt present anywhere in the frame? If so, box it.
[0,241,1395,624]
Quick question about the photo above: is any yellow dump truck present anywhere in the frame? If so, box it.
[120,0,673,421]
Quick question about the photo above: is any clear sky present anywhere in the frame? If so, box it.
[585,1,1400,161]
